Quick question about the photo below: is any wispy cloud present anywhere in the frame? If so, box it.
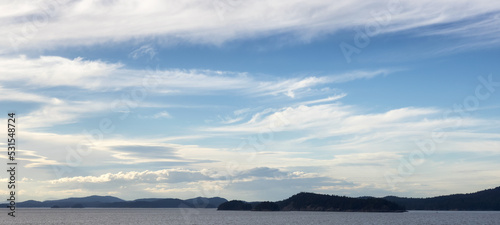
[205,101,500,155]
[22,99,114,129]
[0,86,59,103]
[0,55,121,90]
[327,70,392,83]
[299,93,347,105]
[2,0,500,52]
[128,44,157,59]
[0,55,392,132]
[251,70,390,98]
[138,111,172,119]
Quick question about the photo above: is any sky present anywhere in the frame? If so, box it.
[0,0,500,202]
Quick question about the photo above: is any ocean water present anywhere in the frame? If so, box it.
[2,208,500,225]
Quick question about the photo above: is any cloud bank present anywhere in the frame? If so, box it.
[1,0,500,52]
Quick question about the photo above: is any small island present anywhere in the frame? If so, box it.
[218,192,406,212]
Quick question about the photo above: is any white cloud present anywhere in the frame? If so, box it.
[0,55,122,90]
[327,70,392,83]
[218,115,245,125]
[252,70,390,98]
[47,167,302,186]
[1,0,500,52]
[234,108,251,116]
[0,55,389,105]
[0,86,58,103]
[152,111,171,119]
[22,99,114,129]
[139,111,172,119]
[0,55,245,93]
[299,93,347,105]
[50,169,171,184]
[128,44,157,59]
[1,56,391,129]
[18,149,63,168]
[206,102,500,156]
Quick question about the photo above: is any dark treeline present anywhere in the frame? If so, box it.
[384,186,500,210]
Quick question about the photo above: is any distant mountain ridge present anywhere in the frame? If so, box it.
[7,196,125,208]
[102,197,227,208]
[1,196,227,209]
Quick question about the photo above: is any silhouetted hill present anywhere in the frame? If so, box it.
[278,192,405,212]
[19,200,43,207]
[384,186,500,210]
[219,192,405,212]
[14,196,124,208]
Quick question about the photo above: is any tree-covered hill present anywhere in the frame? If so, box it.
[277,192,405,212]
[384,186,500,210]
[218,192,405,212]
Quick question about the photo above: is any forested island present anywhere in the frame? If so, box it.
[218,192,406,212]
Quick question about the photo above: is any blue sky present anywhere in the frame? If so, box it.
[1,0,500,201]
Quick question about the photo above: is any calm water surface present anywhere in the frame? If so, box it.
[2,208,499,225]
